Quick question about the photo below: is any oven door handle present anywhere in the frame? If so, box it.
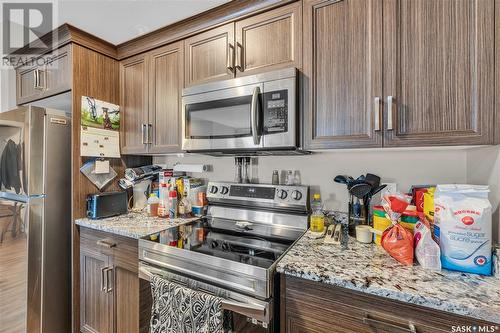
[139,265,267,320]
[250,86,261,145]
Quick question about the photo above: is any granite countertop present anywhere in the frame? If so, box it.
[277,230,500,324]
[75,212,201,239]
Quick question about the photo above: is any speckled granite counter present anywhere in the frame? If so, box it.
[75,212,201,239]
[277,231,500,323]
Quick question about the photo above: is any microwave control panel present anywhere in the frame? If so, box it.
[262,90,288,134]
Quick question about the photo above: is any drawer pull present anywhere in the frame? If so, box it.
[363,313,416,333]
[97,239,116,248]
[100,267,106,291]
[105,267,113,293]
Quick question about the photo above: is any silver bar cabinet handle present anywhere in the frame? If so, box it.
[250,86,261,145]
[106,268,113,293]
[235,42,243,72]
[141,124,146,144]
[100,267,106,291]
[97,239,116,248]
[363,313,416,333]
[148,124,153,144]
[387,96,394,130]
[227,43,234,73]
[374,97,381,131]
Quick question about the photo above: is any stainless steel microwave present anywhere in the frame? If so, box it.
[182,68,298,153]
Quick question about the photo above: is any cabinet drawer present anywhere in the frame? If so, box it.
[80,227,138,273]
[283,276,493,333]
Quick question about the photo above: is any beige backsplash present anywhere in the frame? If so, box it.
[154,149,468,211]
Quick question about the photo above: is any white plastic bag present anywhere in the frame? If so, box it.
[414,219,441,271]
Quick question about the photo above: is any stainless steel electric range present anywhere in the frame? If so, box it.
[138,181,309,332]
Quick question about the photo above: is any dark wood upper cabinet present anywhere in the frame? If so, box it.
[235,2,302,76]
[16,44,72,105]
[184,23,235,87]
[148,41,184,154]
[383,0,495,146]
[120,53,149,154]
[45,44,72,96]
[303,0,383,149]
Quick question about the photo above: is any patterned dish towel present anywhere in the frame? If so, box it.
[150,274,226,333]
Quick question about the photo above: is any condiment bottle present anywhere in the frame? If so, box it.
[168,190,178,218]
[310,194,325,232]
[147,193,159,217]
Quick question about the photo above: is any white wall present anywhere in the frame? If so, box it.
[466,146,500,242]
[154,149,468,212]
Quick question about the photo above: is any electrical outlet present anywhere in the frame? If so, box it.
[382,182,397,193]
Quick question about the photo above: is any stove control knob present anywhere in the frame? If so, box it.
[221,242,229,251]
[210,241,219,249]
[220,186,229,195]
[277,189,288,200]
[209,186,218,194]
[291,190,303,201]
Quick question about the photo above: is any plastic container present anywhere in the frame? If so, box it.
[372,209,391,245]
[400,210,418,234]
[168,190,178,218]
[356,225,373,243]
[157,183,169,217]
[147,193,159,217]
[310,194,325,233]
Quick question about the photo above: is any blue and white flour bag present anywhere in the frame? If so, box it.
[434,185,492,275]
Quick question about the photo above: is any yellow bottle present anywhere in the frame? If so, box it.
[310,193,325,233]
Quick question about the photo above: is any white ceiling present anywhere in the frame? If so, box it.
[57,0,231,45]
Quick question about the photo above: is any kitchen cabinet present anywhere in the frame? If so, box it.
[79,227,139,333]
[184,3,301,86]
[120,41,184,155]
[303,0,383,149]
[184,23,235,86]
[281,276,495,333]
[304,0,495,149]
[120,53,149,154]
[383,0,495,146]
[148,42,184,153]
[16,44,72,105]
[80,247,113,333]
[235,2,301,76]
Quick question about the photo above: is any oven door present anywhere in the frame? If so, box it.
[182,83,264,151]
[139,263,274,332]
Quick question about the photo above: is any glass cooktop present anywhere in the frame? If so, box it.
[145,219,293,269]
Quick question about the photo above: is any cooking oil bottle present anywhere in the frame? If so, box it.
[310,193,325,232]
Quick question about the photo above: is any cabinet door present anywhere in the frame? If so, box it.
[113,266,139,333]
[45,44,72,96]
[80,250,113,333]
[383,0,495,146]
[120,54,149,154]
[16,65,41,105]
[184,23,235,86]
[235,2,301,76]
[148,42,184,153]
[303,0,383,149]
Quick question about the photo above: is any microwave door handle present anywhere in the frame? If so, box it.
[250,86,261,145]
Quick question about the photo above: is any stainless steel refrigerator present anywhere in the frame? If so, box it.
[0,106,71,333]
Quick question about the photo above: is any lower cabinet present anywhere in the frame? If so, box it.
[79,227,139,333]
[281,275,494,333]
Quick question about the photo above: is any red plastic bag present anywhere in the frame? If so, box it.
[381,224,414,266]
